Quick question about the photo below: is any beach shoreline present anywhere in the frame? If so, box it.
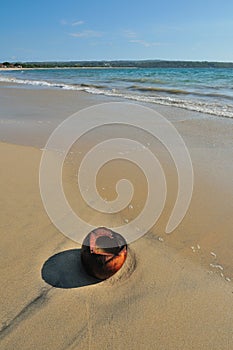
[0,83,233,349]
[0,66,138,71]
[1,66,233,119]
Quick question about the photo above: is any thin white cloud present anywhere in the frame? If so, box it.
[60,19,84,26]
[69,30,103,38]
[60,19,67,25]
[72,20,85,26]
[123,30,137,38]
[129,39,162,47]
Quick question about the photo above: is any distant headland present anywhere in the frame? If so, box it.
[1,59,233,69]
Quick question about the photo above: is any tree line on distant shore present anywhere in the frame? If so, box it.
[1,60,233,69]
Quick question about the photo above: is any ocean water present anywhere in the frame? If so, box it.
[1,67,233,118]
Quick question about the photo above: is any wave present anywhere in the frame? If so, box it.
[129,85,233,100]
[0,75,232,119]
[0,75,110,92]
[79,83,107,89]
[95,90,233,119]
[109,77,167,84]
[128,85,190,95]
[0,76,79,90]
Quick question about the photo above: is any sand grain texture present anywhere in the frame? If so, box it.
[0,86,233,349]
[0,141,233,350]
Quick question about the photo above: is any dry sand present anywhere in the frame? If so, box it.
[0,85,233,349]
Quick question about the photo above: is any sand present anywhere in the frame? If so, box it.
[0,84,233,349]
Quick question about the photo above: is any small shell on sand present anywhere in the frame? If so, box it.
[210,263,223,271]
[211,252,217,258]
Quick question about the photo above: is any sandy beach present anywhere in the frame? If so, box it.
[0,84,233,349]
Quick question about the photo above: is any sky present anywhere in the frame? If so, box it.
[1,0,233,62]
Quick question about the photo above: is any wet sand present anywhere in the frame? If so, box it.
[0,84,233,349]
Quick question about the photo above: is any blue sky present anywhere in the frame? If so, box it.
[1,0,233,62]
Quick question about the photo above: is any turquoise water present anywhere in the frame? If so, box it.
[1,67,233,118]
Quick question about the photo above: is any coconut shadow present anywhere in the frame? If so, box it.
[41,249,101,289]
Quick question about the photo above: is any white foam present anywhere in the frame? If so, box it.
[1,75,233,119]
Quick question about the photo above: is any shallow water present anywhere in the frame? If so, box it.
[1,67,233,118]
